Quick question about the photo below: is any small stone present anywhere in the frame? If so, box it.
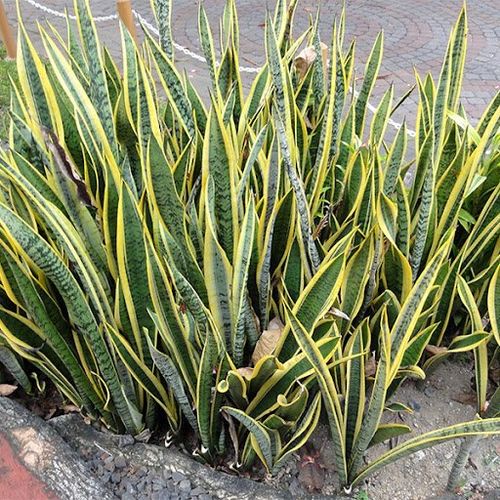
[179,479,191,493]
[190,486,206,496]
[172,472,185,483]
[135,467,147,478]
[101,472,111,484]
[409,400,421,412]
[162,469,173,480]
[119,434,135,447]
[125,483,136,494]
[111,471,122,484]
[122,494,135,500]
[104,457,115,472]
[158,488,171,500]
[413,450,426,462]
[115,455,127,469]
[152,479,167,492]
[423,386,434,397]
[198,495,212,500]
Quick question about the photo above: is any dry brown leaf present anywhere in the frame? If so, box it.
[294,43,328,79]
[320,42,328,68]
[365,355,377,377]
[62,404,80,414]
[294,46,317,79]
[251,318,284,365]
[298,462,325,492]
[0,384,18,396]
[452,392,477,407]
[236,367,254,379]
[425,344,448,356]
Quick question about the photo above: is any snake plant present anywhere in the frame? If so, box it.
[0,0,498,490]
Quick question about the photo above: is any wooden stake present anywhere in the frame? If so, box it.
[117,0,138,43]
[0,0,16,59]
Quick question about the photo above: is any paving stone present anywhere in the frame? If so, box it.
[5,0,499,123]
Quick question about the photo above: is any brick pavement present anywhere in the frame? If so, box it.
[3,0,500,121]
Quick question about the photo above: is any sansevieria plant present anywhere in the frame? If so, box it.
[0,0,498,490]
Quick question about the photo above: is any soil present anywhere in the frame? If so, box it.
[66,359,499,499]
[2,358,498,499]
[268,359,500,499]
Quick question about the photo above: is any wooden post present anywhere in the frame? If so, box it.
[117,0,138,43]
[0,0,16,59]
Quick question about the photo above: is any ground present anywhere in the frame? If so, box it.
[4,0,500,123]
[1,360,498,499]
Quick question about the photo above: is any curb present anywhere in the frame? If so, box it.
[0,397,115,500]
[50,413,319,500]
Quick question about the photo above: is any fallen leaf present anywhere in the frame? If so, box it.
[62,404,80,413]
[452,392,477,407]
[365,354,377,377]
[320,42,328,68]
[268,317,284,331]
[237,367,254,379]
[298,462,325,492]
[294,46,317,79]
[251,318,284,365]
[0,384,17,396]
[425,344,448,355]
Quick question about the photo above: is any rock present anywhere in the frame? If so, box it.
[172,471,185,483]
[135,467,147,478]
[0,398,115,500]
[125,482,136,494]
[179,479,191,493]
[101,471,111,483]
[191,486,207,496]
[409,400,421,412]
[111,471,122,484]
[114,455,127,469]
[413,450,426,462]
[103,456,115,472]
[152,478,167,491]
[423,386,434,397]
[118,434,135,448]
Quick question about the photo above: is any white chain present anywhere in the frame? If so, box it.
[21,0,117,21]
[18,0,414,136]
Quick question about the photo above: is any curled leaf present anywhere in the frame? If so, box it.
[294,46,316,78]
[0,384,18,396]
[237,367,254,379]
[425,344,448,356]
[251,318,284,365]
[294,43,327,79]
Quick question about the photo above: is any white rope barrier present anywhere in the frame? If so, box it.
[18,0,415,136]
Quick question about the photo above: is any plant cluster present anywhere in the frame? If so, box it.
[0,0,498,490]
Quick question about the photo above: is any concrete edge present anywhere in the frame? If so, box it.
[0,397,115,500]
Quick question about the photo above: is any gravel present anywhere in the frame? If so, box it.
[80,446,214,499]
